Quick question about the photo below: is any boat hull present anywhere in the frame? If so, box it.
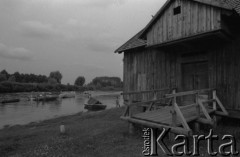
[84,104,107,111]
[1,99,20,104]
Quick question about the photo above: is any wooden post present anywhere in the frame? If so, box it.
[170,89,176,140]
[128,97,134,134]
[212,90,217,129]
[152,91,157,111]
[213,90,217,111]
[195,92,200,132]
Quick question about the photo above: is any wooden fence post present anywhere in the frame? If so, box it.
[169,89,176,140]
[128,97,134,134]
[212,90,217,129]
[195,92,200,132]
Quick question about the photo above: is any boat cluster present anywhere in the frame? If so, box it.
[0,92,76,104]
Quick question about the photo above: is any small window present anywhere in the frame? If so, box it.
[173,6,181,15]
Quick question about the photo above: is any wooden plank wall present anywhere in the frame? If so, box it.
[124,35,240,110]
[209,36,240,110]
[123,48,178,101]
[147,0,221,46]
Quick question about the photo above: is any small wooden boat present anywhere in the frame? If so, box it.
[33,94,59,102]
[84,97,106,111]
[1,99,20,104]
[59,93,75,99]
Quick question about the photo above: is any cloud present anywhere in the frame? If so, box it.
[0,43,33,60]
[79,0,126,8]
[19,21,64,39]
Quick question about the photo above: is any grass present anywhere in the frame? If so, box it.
[0,107,240,157]
[0,108,143,157]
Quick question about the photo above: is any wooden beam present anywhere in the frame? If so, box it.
[195,93,200,132]
[147,102,154,112]
[215,96,229,115]
[171,90,177,127]
[212,90,217,129]
[174,103,191,130]
[215,111,229,117]
[212,90,217,110]
[122,88,170,95]
[120,116,192,136]
[196,118,214,126]
[179,103,198,111]
[201,99,216,104]
[198,100,212,121]
[146,29,223,48]
[126,99,167,107]
[123,106,129,117]
[165,88,214,98]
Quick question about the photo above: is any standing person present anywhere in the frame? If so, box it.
[116,96,120,108]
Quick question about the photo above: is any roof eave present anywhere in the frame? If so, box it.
[115,44,146,54]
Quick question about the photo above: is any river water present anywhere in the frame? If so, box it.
[0,91,123,129]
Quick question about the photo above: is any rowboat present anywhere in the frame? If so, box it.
[33,94,59,102]
[1,99,20,104]
[84,97,106,111]
[59,93,75,99]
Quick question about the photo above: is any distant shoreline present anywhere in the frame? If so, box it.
[0,81,122,94]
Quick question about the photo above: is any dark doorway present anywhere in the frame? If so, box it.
[181,61,209,104]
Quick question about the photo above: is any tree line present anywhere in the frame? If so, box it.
[0,70,63,84]
[0,69,122,93]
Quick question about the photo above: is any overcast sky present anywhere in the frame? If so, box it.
[0,0,165,84]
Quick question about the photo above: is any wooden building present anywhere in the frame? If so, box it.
[116,0,240,111]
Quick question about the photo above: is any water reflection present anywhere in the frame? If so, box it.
[0,91,122,128]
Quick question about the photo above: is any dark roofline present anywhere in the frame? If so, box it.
[115,29,146,53]
[139,0,233,39]
[115,0,239,54]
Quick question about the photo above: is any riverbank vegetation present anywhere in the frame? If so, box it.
[87,77,123,91]
[0,108,143,157]
[0,70,123,93]
[0,107,240,156]
[0,70,83,93]
[0,81,83,93]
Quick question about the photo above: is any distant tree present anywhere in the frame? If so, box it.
[49,71,62,84]
[0,74,7,82]
[74,76,85,86]
[90,77,122,88]
[13,72,21,82]
[8,75,16,82]
[29,73,36,83]
[48,78,58,84]
[1,69,9,79]
[37,75,48,83]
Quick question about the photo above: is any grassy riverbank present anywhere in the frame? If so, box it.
[0,108,143,157]
[0,107,240,157]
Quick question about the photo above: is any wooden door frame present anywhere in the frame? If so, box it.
[178,51,209,92]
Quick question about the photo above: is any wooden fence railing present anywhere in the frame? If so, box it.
[122,88,228,136]
[122,88,172,117]
[165,88,228,132]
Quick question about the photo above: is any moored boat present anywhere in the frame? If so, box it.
[33,94,59,102]
[59,92,75,99]
[1,99,20,104]
[84,97,106,111]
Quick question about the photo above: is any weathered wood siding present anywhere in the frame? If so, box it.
[209,36,240,110]
[124,35,240,110]
[123,48,179,101]
[147,0,222,46]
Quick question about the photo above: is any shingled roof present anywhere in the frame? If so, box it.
[224,0,240,14]
[114,29,146,53]
[115,0,240,53]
